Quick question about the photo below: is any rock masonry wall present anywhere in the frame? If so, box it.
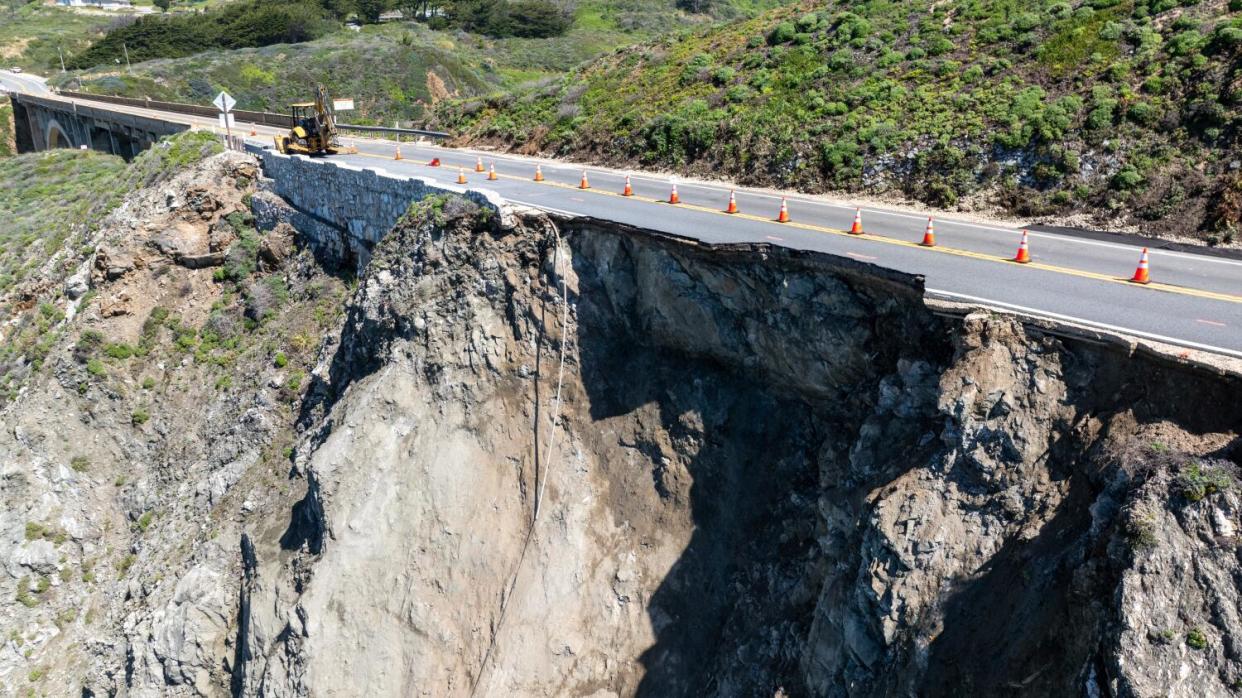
[246,143,506,271]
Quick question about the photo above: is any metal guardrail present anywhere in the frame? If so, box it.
[54,89,450,140]
[335,122,450,139]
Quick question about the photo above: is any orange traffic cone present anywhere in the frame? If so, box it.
[1013,230,1031,264]
[487,163,498,181]
[475,156,485,172]
[849,208,863,235]
[457,167,467,184]
[1130,247,1150,284]
[668,183,680,204]
[534,165,544,182]
[776,197,790,223]
[725,190,738,214]
[249,126,257,137]
[622,175,633,197]
[394,145,403,161]
[920,217,936,247]
[579,170,590,189]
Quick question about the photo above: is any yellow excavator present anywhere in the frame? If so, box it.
[273,85,357,156]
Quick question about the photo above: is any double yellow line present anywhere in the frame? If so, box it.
[354,150,1242,306]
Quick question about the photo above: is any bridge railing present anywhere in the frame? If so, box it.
[54,90,450,140]
[56,90,295,128]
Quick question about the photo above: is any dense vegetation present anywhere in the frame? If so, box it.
[67,0,336,69]
[440,0,1242,241]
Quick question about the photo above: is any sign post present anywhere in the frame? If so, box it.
[212,91,236,141]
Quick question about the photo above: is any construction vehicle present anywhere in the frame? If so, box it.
[273,85,357,156]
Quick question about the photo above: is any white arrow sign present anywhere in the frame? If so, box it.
[212,91,236,113]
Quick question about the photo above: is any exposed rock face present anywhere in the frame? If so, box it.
[235,203,1241,696]
[3,155,1241,697]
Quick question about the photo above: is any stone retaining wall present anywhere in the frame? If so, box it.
[247,144,506,270]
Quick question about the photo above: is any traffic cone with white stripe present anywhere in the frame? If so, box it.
[622,175,633,197]
[725,190,738,214]
[1130,247,1150,284]
[249,126,257,137]
[920,217,936,247]
[579,170,590,189]
[394,145,403,160]
[776,197,790,223]
[534,165,544,182]
[487,162,498,181]
[668,183,680,204]
[1013,230,1031,264]
[850,208,863,235]
[457,167,467,184]
[475,156,485,172]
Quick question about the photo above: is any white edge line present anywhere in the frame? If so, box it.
[927,287,1242,359]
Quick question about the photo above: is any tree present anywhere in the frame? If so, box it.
[154,0,171,11]
[356,0,388,23]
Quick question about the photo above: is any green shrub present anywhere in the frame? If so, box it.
[131,409,150,426]
[70,456,89,472]
[1187,629,1208,650]
[136,510,155,532]
[767,21,796,45]
[141,377,156,390]
[104,343,134,360]
[1178,462,1233,502]
[86,358,106,377]
[274,351,288,368]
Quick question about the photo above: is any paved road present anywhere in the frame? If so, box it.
[19,89,1242,358]
[0,70,52,96]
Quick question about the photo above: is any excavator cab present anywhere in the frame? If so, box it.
[273,86,357,156]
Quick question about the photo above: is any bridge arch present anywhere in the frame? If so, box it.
[45,118,73,150]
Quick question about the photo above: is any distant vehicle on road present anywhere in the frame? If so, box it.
[10,67,22,73]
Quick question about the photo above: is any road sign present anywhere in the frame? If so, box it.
[212,91,236,113]
[333,98,355,111]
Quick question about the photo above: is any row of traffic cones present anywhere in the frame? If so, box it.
[407,153,1158,284]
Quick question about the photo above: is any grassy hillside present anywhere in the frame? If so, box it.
[57,25,491,123]
[0,131,222,299]
[53,1,793,124]
[0,4,116,73]
[0,102,14,158]
[439,0,1242,242]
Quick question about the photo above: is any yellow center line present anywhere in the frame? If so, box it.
[351,149,1242,306]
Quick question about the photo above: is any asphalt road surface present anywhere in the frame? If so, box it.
[15,88,1242,358]
[0,70,52,96]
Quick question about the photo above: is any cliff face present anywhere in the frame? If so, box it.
[238,200,1241,696]
[2,149,1240,697]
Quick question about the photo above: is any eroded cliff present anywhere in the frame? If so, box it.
[240,198,1242,697]
[1,149,1240,697]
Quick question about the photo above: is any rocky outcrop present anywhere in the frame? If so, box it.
[3,149,1240,696]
